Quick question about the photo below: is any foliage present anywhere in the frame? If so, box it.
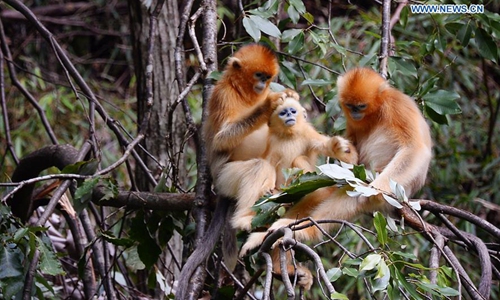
[0,0,499,299]
[0,205,64,299]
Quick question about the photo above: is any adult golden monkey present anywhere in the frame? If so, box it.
[217,96,358,232]
[240,67,433,290]
[177,44,296,298]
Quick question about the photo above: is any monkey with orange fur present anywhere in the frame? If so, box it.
[240,67,432,290]
[216,96,358,232]
[177,44,297,295]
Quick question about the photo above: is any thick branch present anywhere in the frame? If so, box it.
[92,186,195,211]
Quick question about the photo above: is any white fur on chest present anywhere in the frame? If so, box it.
[358,128,397,172]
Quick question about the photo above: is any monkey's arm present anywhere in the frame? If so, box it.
[213,89,298,152]
[370,143,431,198]
[306,127,358,164]
[213,103,274,151]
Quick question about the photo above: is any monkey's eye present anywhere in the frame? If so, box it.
[357,104,367,110]
[290,108,297,114]
[279,110,288,117]
[254,72,263,79]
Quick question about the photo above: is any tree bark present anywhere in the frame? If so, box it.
[128,0,185,292]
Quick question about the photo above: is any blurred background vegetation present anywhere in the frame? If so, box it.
[0,0,498,299]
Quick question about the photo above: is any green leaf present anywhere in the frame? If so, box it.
[457,22,472,47]
[330,292,349,300]
[251,201,281,228]
[13,228,29,243]
[124,246,146,271]
[326,267,342,282]
[436,286,460,296]
[490,20,500,38]
[98,178,119,201]
[207,70,222,81]
[38,238,65,276]
[74,177,100,213]
[425,105,449,125]
[422,90,462,115]
[288,31,304,54]
[373,259,390,292]
[242,16,261,42]
[303,12,314,24]
[287,5,300,24]
[289,0,306,14]
[359,254,381,271]
[393,266,422,299]
[268,172,336,203]
[282,29,302,42]
[331,43,347,56]
[352,164,367,181]
[249,15,281,38]
[342,267,359,277]
[444,22,461,35]
[129,212,162,269]
[0,246,23,279]
[301,79,334,86]
[61,159,98,175]
[399,6,408,28]
[2,277,24,299]
[390,57,417,78]
[475,27,498,63]
[373,212,388,246]
[100,230,134,248]
[309,30,327,55]
[419,77,438,97]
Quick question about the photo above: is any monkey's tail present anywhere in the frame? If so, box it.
[176,196,231,300]
[222,217,238,271]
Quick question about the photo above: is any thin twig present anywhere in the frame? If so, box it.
[0,17,58,145]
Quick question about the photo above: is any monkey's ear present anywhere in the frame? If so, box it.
[228,57,242,70]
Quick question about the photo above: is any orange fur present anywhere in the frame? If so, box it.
[220,97,358,232]
[240,67,433,290]
[204,44,284,177]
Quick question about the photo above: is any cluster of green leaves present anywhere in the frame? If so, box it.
[0,205,64,298]
[247,161,462,299]
[327,212,459,299]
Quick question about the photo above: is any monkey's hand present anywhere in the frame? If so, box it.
[328,136,358,164]
[282,88,300,101]
[267,89,299,112]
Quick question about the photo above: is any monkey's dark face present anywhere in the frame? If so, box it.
[344,103,367,121]
[253,72,273,94]
[278,106,298,126]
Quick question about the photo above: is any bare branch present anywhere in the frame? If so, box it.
[379,0,391,78]
[261,252,274,300]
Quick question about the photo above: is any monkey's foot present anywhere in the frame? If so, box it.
[296,266,314,290]
[231,215,253,232]
[239,232,267,257]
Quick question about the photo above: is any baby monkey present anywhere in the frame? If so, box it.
[216,96,358,232]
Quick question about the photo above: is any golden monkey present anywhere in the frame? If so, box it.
[240,67,432,290]
[178,44,296,295]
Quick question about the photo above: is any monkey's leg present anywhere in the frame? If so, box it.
[231,159,276,231]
